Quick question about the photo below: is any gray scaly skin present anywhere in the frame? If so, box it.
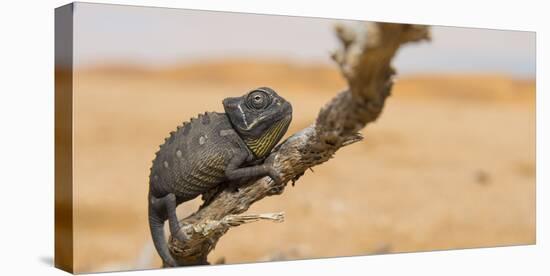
[148,87,293,266]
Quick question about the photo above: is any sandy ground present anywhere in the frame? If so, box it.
[71,61,535,273]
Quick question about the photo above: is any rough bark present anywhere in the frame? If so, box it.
[167,22,430,266]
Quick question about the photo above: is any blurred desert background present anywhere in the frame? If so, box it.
[72,60,535,273]
[69,3,536,274]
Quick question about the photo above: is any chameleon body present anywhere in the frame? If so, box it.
[148,87,292,266]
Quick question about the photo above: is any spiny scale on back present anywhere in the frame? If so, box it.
[153,112,210,157]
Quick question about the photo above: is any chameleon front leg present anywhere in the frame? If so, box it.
[225,151,283,184]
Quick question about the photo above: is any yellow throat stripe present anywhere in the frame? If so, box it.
[245,117,290,158]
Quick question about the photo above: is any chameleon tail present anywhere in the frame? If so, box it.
[148,204,177,267]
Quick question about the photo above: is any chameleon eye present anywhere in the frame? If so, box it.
[247,91,270,109]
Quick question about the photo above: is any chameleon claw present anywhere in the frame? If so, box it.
[267,167,284,186]
[173,228,188,243]
[263,157,284,186]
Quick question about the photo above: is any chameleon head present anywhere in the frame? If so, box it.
[223,87,293,157]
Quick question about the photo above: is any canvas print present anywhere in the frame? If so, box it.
[55,2,536,274]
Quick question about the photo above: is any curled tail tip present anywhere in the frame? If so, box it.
[150,223,178,267]
[149,211,178,267]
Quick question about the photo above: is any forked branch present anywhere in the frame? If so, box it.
[167,22,430,266]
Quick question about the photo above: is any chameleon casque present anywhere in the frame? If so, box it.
[148,87,293,266]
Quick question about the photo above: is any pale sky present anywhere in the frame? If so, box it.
[73,2,536,77]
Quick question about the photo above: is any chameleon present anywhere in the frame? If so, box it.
[148,87,293,266]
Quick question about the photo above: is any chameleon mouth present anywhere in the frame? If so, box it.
[245,103,291,131]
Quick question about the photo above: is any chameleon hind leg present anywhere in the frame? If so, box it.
[150,193,188,242]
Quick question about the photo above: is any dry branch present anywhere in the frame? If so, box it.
[166,22,430,266]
